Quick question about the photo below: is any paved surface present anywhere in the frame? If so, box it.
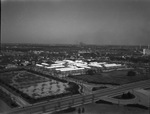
[6,79,150,114]
[53,103,150,114]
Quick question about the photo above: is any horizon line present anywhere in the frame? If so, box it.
[1,42,150,47]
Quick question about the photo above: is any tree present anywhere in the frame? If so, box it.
[127,70,136,76]
[86,69,96,75]
[121,92,134,99]
[82,107,85,113]
[78,108,81,114]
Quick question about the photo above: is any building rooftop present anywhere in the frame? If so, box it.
[41,63,49,66]
[104,63,122,67]
[89,62,103,67]
[36,64,43,67]
[56,67,84,72]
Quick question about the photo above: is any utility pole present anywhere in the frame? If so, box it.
[0,13,1,55]
[148,94,150,114]
[140,44,141,49]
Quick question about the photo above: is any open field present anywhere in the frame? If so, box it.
[0,70,79,103]
[69,70,150,85]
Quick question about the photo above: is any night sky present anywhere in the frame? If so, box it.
[1,0,150,45]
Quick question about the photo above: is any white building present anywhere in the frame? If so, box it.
[56,67,85,77]
[143,49,150,55]
[36,59,127,76]
[36,64,43,67]
[104,63,122,68]
[88,62,103,68]
[41,63,49,66]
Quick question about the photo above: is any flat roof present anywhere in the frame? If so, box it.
[36,64,43,67]
[45,66,64,69]
[89,64,103,67]
[41,63,49,65]
[51,64,65,66]
[75,63,88,66]
[104,64,122,67]
[89,62,106,65]
[56,67,84,72]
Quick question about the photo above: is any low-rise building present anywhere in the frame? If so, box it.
[56,67,85,77]
[35,59,127,77]
[36,64,43,67]
[6,64,17,69]
[143,49,150,55]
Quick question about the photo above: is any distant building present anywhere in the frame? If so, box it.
[56,67,86,77]
[36,64,43,67]
[143,49,150,55]
[35,59,127,76]
[41,63,49,66]
[79,42,85,46]
[21,61,30,66]
[78,50,91,54]
[6,64,17,69]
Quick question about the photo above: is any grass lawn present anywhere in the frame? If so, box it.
[69,70,150,85]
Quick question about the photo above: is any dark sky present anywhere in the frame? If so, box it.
[1,0,150,45]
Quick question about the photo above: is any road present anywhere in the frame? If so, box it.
[0,85,29,107]
[7,79,150,114]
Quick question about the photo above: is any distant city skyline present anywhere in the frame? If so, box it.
[1,0,150,45]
